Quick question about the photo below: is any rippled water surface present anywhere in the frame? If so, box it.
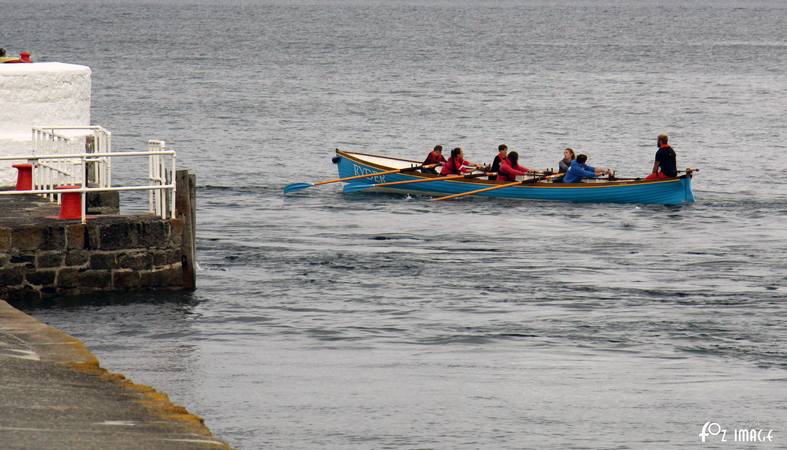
[4,0,787,448]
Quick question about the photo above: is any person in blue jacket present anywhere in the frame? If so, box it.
[563,154,612,183]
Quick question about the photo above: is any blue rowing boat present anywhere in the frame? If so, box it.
[334,149,696,205]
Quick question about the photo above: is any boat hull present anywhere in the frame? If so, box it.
[335,150,695,205]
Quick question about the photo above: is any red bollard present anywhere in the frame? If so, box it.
[12,164,33,191]
[56,185,82,220]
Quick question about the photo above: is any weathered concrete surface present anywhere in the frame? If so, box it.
[0,300,232,450]
[0,188,118,225]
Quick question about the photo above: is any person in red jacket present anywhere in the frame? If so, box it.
[421,145,446,174]
[440,147,480,175]
[497,151,534,182]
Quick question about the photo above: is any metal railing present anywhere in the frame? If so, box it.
[32,126,113,196]
[147,140,175,219]
[1,142,176,224]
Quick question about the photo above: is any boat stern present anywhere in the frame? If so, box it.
[682,175,695,204]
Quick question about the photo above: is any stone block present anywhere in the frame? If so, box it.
[2,286,41,304]
[11,226,44,251]
[152,248,182,267]
[65,250,90,267]
[25,270,56,287]
[40,286,58,298]
[90,253,117,270]
[10,254,35,266]
[158,265,183,287]
[0,267,24,285]
[113,270,141,289]
[57,268,80,289]
[139,270,155,287]
[140,264,183,288]
[36,251,64,269]
[85,224,101,250]
[41,226,67,251]
[0,228,11,252]
[137,221,169,249]
[79,270,111,289]
[118,252,153,271]
[100,222,137,250]
[66,224,86,250]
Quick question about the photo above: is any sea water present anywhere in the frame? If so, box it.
[5,0,787,448]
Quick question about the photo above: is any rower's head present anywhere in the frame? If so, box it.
[564,148,575,161]
[433,144,443,154]
[508,151,519,166]
[498,144,508,156]
[451,147,462,159]
[657,134,669,147]
[577,154,588,164]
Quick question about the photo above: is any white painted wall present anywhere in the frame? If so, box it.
[0,62,91,184]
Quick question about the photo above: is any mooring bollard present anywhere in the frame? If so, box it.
[12,164,33,191]
[56,185,82,220]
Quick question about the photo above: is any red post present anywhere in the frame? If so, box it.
[12,164,33,191]
[56,185,82,220]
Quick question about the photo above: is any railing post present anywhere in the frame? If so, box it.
[81,155,87,224]
[171,151,177,219]
[106,131,112,184]
[148,141,155,213]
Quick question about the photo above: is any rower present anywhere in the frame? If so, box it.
[440,148,481,176]
[563,154,612,183]
[497,151,534,182]
[488,144,508,180]
[421,145,446,174]
[558,148,575,173]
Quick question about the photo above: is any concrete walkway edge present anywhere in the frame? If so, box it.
[0,300,234,450]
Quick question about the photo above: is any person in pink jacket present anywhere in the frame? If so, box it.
[497,151,534,182]
[440,148,480,175]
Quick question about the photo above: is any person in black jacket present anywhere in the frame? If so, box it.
[645,134,677,180]
[488,144,508,180]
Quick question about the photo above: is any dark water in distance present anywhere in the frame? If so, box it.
[4,0,787,448]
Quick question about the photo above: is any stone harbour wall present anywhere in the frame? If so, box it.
[0,217,185,303]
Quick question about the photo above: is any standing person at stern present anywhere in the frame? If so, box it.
[646,133,677,180]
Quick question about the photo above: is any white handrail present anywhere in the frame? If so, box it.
[0,151,175,161]
[0,185,175,195]
[7,132,176,223]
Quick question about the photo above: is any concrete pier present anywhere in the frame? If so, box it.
[0,300,231,449]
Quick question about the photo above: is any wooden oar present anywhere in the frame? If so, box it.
[283,164,436,194]
[343,172,495,194]
[432,173,561,202]
[432,181,523,202]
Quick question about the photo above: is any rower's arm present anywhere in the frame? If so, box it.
[651,160,660,174]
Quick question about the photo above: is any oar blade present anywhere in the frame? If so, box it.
[342,183,374,194]
[282,182,314,195]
